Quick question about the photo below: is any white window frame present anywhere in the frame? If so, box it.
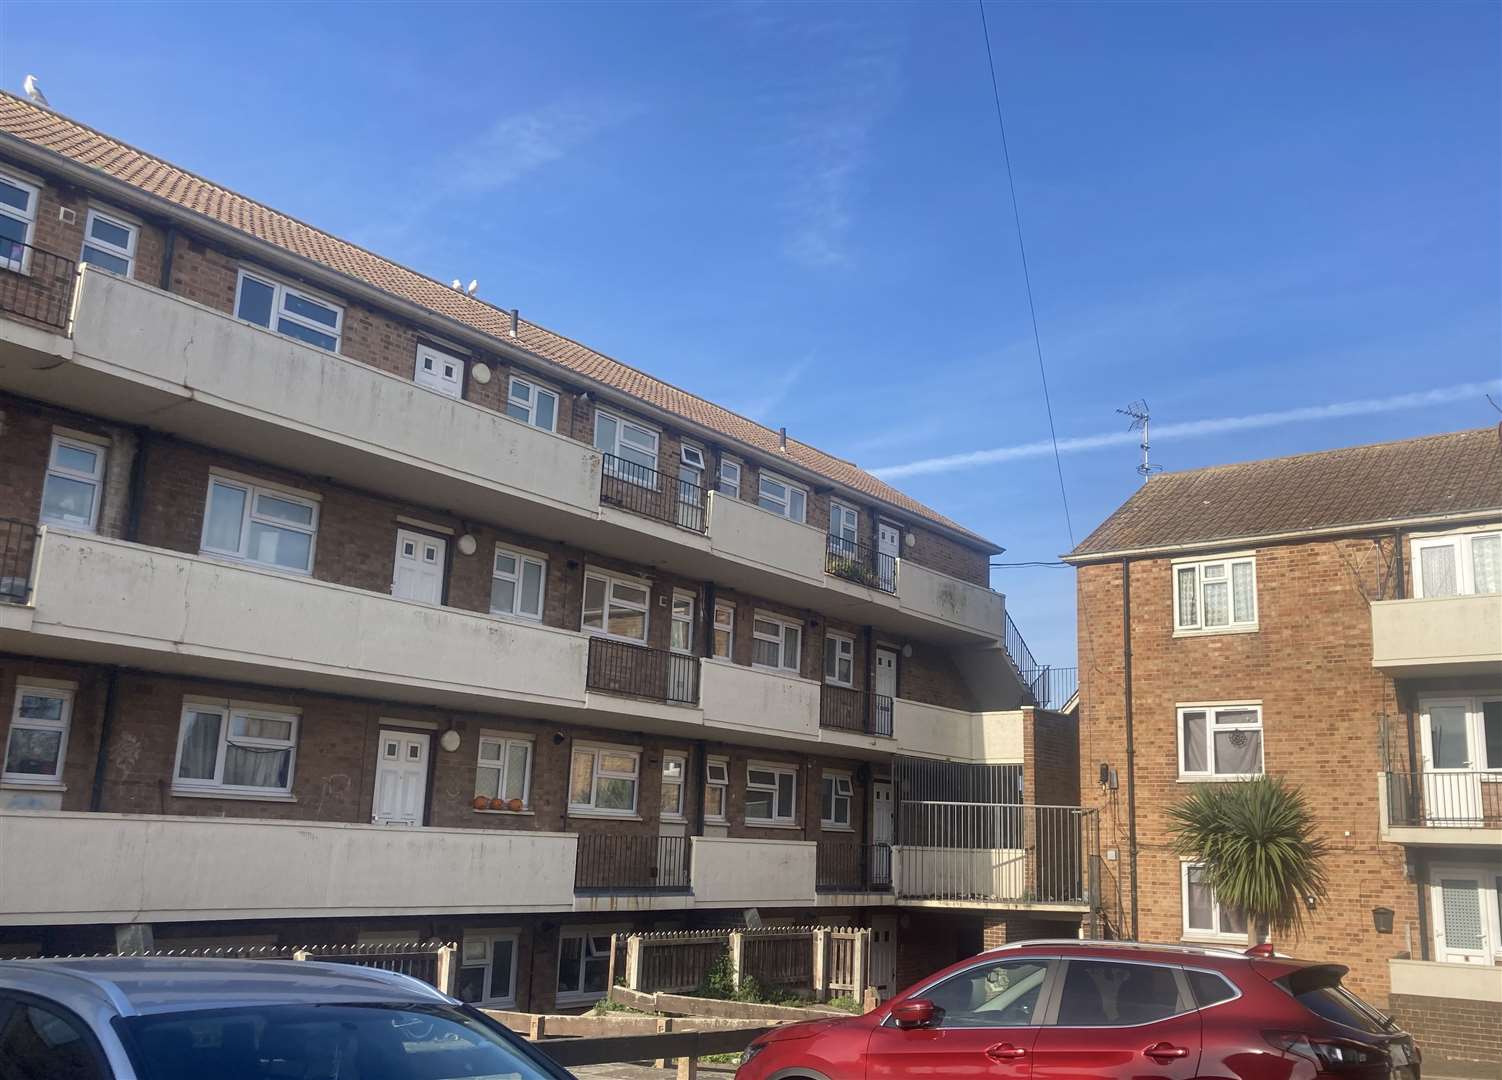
[829,501,859,545]
[556,928,615,1005]
[1412,529,1502,598]
[593,408,660,485]
[413,342,465,398]
[1181,862,1249,943]
[1429,862,1502,964]
[79,207,138,277]
[0,170,39,273]
[704,755,729,822]
[1178,702,1264,780]
[490,544,547,621]
[459,931,520,1007]
[476,733,533,809]
[171,698,299,798]
[712,601,735,659]
[758,470,807,523]
[821,771,854,829]
[746,762,798,826]
[661,751,687,821]
[1418,694,1502,772]
[581,569,651,643]
[41,432,106,532]
[752,611,802,674]
[718,458,742,499]
[199,474,320,575]
[506,374,560,432]
[670,589,695,654]
[681,444,706,471]
[1,683,74,786]
[1173,553,1258,633]
[233,267,344,351]
[569,742,641,817]
[824,632,855,687]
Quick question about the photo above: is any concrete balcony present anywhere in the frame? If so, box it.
[0,810,579,924]
[890,700,1023,764]
[1371,594,1502,677]
[690,836,817,908]
[699,659,821,742]
[1378,773,1502,847]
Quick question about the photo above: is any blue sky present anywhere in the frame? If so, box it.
[2,1,1497,667]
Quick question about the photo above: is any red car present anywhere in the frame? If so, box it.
[736,939,1418,1080]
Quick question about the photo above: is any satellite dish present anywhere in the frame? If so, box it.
[23,75,49,108]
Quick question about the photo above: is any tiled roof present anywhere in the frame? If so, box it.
[0,93,998,551]
[1068,427,1502,559]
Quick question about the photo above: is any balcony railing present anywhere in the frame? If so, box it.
[819,685,894,737]
[897,801,1094,904]
[824,535,897,594]
[574,833,691,892]
[599,453,707,533]
[1024,666,1078,712]
[586,636,700,705]
[1385,770,1502,828]
[816,840,893,892]
[0,518,38,604]
[0,241,75,330]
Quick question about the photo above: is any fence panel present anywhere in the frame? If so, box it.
[740,932,811,990]
[638,935,727,993]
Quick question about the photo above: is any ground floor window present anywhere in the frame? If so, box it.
[458,932,518,1007]
[557,930,613,1004]
[1181,862,1249,942]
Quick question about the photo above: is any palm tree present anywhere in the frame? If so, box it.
[1168,776,1329,945]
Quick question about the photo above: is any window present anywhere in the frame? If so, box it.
[1174,554,1257,632]
[719,458,742,499]
[234,268,343,351]
[476,734,532,808]
[507,375,559,431]
[491,546,546,621]
[1179,704,1263,778]
[681,444,706,471]
[458,933,518,1006]
[79,208,137,276]
[661,752,686,819]
[2,685,73,785]
[712,602,735,659]
[821,772,853,828]
[0,995,107,1079]
[40,434,105,531]
[581,571,650,642]
[1055,959,1190,1026]
[413,343,464,398]
[173,700,299,796]
[829,502,859,549]
[0,170,38,270]
[752,612,802,673]
[1420,695,1502,772]
[758,471,807,522]
[1182,863,1249,941]
[1185,969,1238,1008]
[200,476,318,574]
[671,591,695,653]
[557,930,613,1003]
[746,763,797,824]
[704,756,729,821]
[1413,530,1502,598]
[569,744,640,815]
[824,633,854,686]
[923,958,1050,1028]
[593,409,659,484]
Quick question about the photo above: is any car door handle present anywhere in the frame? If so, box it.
[1143,1042,1190,1061]
[986,1042,1029,1061]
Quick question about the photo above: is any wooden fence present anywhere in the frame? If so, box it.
[615,925,870,1003]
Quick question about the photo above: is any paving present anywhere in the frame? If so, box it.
[572,1064,738,1079]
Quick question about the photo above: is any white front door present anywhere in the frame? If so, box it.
[874,648,898,699]
[414,343,463,398]
[372,730,429,825]
[1430,866,1502,964]
[871,780,895,888]
[1419,699,1484,825]
[870,915,898,998]
[668,591,696,702]
[392,529,446,605]
[877,523,900,591]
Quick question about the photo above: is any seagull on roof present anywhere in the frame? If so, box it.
[23,75,49,108]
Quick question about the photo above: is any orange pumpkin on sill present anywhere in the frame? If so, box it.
[472,795,489,811]
[489,797,507,811]
[507,798,524,812]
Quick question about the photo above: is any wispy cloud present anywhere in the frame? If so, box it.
[731,359,809,423]
[443,97,641,195]
[871,380,1502,480]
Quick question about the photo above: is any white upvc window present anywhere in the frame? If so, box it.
[476,734,532,808]
[821,772,853,829]
[173,699,299,797]
[491,545,546,621]
[681,444,706,472]
[593,409,659,484]
[704,756,729,821]
[458,932,519,1007]
[200,475,319,575]
[0,170,39,271]
[661,752,687,820]
[829,501,859,547]
[581,570,650,642]
[824,632,855,687]
[1182,862,1249,942]
[569,743,640,816]
[669,590,696,654]
[1,684,73,786]
[758,471,807,522]
[507,375,559,431]
[79,208,137,277]
[747,762,798,825]
[752,612,802,673]
[557,929,614,1004]
[1174,554,1257,632]
[712,602,735,659]
[1179,703,1264,779]
[719,458,742,499]
[41,433,106,532]
[1413,530,1502,598]
[413,343,464,398]
[234,267,343,351]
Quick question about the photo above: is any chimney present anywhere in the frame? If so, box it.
[778,427,787,450]
[509,309,519,338]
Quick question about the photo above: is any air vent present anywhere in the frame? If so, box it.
[58,207,76,225]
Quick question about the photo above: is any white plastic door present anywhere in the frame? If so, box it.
[372,730,429,825]
[1420,700,1483,825]
[870,915,898,998]
[872,780,895,888]
[414,344,463,398]
[878,523,900,591]
[1430,869,1498,964]
[392,529,446,605]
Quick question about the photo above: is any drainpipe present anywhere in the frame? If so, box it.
[694,739,708,838]
[1121,558,1140,941]
[123,431,149,543]
[158,225,177,292]
[88,668,120,812]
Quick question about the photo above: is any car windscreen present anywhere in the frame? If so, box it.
[117,1002,562,1080]
[1281,968,1398,1035]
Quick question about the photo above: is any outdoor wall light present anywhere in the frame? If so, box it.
[470,363,491,385]
[456,534,478,557]
[1372,907,1394,934]
[439,729,461,753]
[1303,894,1319,913]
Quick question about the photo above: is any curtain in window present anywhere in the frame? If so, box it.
[1471,535,1501,594]
[1202,579,1229,626]
[1231,562,1255,622]
[1214,729,1261,775]
[1421,545,1459,597]
[1181,712,1208,772]
[177,711,222,779]
[1185,866,1214,929]
[1176,568,1198,625]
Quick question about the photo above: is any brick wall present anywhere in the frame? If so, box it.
[980,912,1081,948]
[1390,993,1502,1067]
[1024,707,1080,806]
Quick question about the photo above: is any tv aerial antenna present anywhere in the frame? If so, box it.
[1116,399,1161,479]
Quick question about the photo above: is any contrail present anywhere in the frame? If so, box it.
[870,379,1502,480]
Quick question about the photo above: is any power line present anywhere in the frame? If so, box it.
[976,0,1075,549]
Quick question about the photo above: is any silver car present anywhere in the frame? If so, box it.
[0,956,574,1079]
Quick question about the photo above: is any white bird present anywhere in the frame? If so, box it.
[466,279,479,296]
[22,75,49,108]
[450,279,462,290]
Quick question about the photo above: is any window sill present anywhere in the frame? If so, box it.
[821,824,856,833]
[170,787,298,803]
[745,820,802,830]
[1177,774,1263,784]
[555,991,607,1006]
[568,810,644,822]
[0,780,66,793]
[1173,625,1259,639]
[196,550,314,579]
[474,809,534,816]
[1180,933,1249,947]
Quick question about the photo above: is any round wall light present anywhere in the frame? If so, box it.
[457,534,478,557]
[439,729,462,753]
[470,363,492,385]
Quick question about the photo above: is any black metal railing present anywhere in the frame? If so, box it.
[1385,770,1502,828]
[1024,666,1078,712]
[0,519,39,605]
[586,636,701,705]
[574,834,691,892]
[816,841,893,892]
[599,453,707,533]
[818,685,894,737]
[1003,609,1040,682]
[0,241,76,331]
[824,536,897,594]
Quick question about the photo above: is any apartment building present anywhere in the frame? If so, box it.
[0,93,1091,1011]
[1066,429,1502,1069]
